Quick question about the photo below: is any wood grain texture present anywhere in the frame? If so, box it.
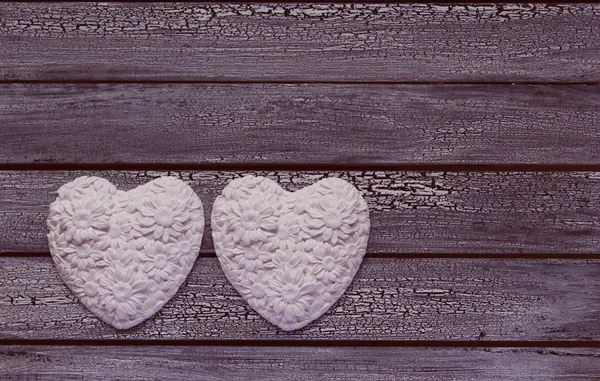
[1,346,599,381]
[1,0,597,373]
[1,257,599,341]
[2,170,600,255]
[1,3,599,82]
[2,84,600,165]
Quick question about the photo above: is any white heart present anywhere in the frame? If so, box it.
[47,176,204,329]
[211,175,370,331]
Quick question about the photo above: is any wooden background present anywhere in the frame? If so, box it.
[1,2,600,379]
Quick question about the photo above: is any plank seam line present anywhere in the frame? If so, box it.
[3,164,600,172]
[2,252,600,260]
[0,340,599,348]
[0,0,597,3]
[1,80,599,85]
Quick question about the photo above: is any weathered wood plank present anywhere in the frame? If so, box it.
[1,3,599,82]
[1,346,599,381]
[2,170,600,255]
[1,257,599,341]
[2,84,600,165]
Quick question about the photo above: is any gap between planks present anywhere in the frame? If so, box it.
[0,339,599,348]
[0,1,596,3]
[1,80,600,85]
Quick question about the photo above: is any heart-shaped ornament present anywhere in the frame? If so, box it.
[47,176,204,329]
[211,176,370,331]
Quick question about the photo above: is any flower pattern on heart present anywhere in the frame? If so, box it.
[140,241,181,282]
[212,175,370,331]
[271,243,310,272]
[271,214,302,250]
[57,176,117,202]
[72,269,103,309]
[47,176,204,330]
[65,240,106,272]
[238,271,271,310]
[136,193,190,243]
[289,188,314,215]
[186,209,205,234]
[310,242,348,285]
[226,193,280,244]
[305,195,358,245]
[266,268,316,322]
[101,247,133,268]
[60,196,111,243]
[223,177,253,200]
[177,229,203,268]
[344,232,369,269]
[98,213,133,249]
[99,265,148,322]
[238,241,272,272]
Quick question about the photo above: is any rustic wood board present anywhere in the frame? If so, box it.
[2,170,600,255]
[2,84,600,166]
[2,257,599,341]
[1,0,598,377]
[1,3,599,82]
[1,346,599,381]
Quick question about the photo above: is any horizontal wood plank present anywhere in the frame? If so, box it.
[2,84,600,166]
[1,257,599,341]
[2,170,600,255]
[1,3,599,82]
[1,346,599,380]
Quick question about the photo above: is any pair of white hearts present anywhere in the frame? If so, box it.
[47,175,370,330]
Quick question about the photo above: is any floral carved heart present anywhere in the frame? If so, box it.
[211,176,370,331]
[47,176,204,329]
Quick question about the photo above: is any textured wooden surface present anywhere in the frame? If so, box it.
[1,346,599,381]
[1,3,600,82]
[2,257,599,341]
[2,84,600,165]
[2,170,600,255]
[2,2,599,379]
